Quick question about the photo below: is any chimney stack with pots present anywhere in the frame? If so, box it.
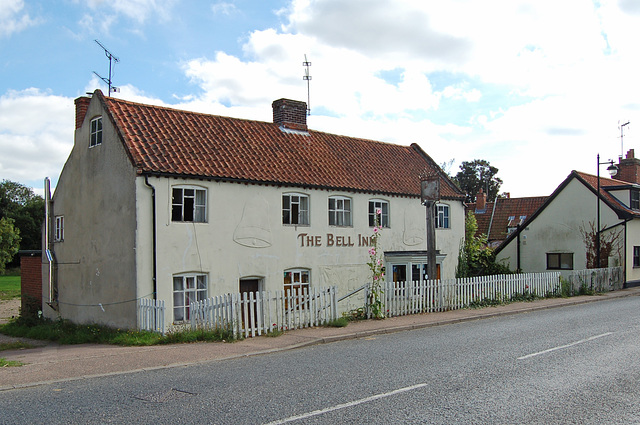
[617,149,640,184]
[475,188,487,211]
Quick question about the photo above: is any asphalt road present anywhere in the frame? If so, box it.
[2,296,640,424]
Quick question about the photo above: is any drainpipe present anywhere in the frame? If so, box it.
[144,175,157,300]
[624,220,628,287]
[44,177,54,305]
[516,224,521,272]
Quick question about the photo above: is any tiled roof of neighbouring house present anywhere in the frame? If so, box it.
[494,170,640,255]
[467,196,548,242]
[574,171,640,218]
[95,90,464,199]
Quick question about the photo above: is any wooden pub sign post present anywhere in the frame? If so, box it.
[421,174,440,281]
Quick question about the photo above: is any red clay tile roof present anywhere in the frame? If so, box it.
[96,91,463,199]
[574,171,640,217]
[466,201,494,237]
[467,196,548,242]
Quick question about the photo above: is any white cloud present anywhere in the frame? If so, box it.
[0,89,74,188]
[11,0,640,198]
[77,0,177,30]
[0,0,39,37]
[212,2,238,16]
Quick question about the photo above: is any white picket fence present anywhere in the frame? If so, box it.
[373,267,623,318]
[190,286,338,339]
[137,298,165,334]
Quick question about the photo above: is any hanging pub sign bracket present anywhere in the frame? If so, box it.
[420,175,440,205]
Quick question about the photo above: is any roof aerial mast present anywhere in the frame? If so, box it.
[303,54,311,116]
[619,120,630,158]
[93,39,120,96]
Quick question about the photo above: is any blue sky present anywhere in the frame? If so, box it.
[2,0,640,198]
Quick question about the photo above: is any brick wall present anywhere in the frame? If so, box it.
[272,98,308,131]
[20,252,42,313]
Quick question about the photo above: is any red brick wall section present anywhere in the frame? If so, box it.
[20,254,42,312]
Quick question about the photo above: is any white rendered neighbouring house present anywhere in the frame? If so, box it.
[42,90,466,329]
[495,150,640,284]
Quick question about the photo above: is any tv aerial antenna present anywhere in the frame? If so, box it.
[93,40,120,96]
[619,120,630,158]
[303,54,311,116]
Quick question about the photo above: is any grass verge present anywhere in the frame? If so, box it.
[0,275,20,300]
[0,358,23,367]
[0,317,238,346]
[0,341,35,351]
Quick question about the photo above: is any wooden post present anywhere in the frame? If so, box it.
[425,200,437,281]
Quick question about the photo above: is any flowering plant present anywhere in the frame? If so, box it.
[367,208,385,319]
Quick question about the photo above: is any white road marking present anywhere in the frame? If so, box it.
[263,383,428,425]
[517,332,614,360]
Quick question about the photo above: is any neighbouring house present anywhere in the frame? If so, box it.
[496,149,640,284]
[466,189,548,248]
[41,90,465,329]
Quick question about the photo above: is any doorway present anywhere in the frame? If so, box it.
[239,278,262,330]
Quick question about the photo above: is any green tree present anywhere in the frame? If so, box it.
[0,217,21,274]
[456,212,512,278]
[453,159,503,203]
[0,180,45,252]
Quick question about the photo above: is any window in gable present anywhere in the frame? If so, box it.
[54,216,64,242]
[369,200,389,227]
[631,190,639,210]
[329,196,352,227]
[435,204,450,229]
[283,193,309,225]
[172,187,207,222]
[89,117,102,147]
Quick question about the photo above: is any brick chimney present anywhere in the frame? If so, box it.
[616,149,640,184]
[75,96,91,129]
[272,99,308,131]
[475,188,487,211]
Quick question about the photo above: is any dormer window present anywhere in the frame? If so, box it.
[90,117,102,147]
[631,190,639,210]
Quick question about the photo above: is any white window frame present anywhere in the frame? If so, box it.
[283,193,309,225]
[328,196,352,227]
[283,268,310,309]
[54,216,64,242]
[89,116,102,147]
[172,186,207,223]
[436,204,450,229]
[173,273,208,322]
[369,199,390,228]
